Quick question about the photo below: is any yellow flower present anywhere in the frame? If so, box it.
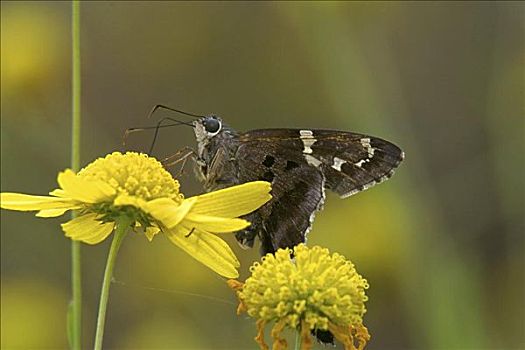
[228,244,370,350]
[1,152,272,278]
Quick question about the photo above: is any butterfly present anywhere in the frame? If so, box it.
[129,105,403,345]
[191,114,404,256]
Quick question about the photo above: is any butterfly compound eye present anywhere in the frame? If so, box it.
[204,117,221,134]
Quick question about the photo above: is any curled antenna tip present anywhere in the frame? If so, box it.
[122,128,140,146]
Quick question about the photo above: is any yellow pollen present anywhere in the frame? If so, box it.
[78,152,182,202]
[238,244,369,332]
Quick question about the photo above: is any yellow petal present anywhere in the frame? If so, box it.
[183,213,250,233]
[57,169,116,203]
[0,193,79,211]
[145,226,161,241]
[114,194,148,209]
[61,213,114,244]
[165,225,240,278]
[132,221,160,241]
[190,181,272,218]
[36,208,78,217]
[49,189,67,197]
[146,197,197,228]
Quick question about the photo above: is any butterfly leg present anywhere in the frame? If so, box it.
[203,147,240,191]
[258,231,276,256]
[234,212,262,249]
[161,147,197,178]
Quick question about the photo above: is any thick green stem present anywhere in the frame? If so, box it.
[294,329,301,350]
[93,217,132,350]
[70,1,82,349]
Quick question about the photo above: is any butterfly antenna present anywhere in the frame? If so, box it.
[123,121,177,146]
[122,117,193,154]
[148,117,195,154]
[123,105,202,154]
[147,104,204,119]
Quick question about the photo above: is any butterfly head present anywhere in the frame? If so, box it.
[193,114,223,142]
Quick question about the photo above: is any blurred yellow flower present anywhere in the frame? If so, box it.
[1,4,65,95]
[229,244,370,350]
[0,152,272,278]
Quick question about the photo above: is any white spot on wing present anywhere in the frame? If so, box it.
[360,137,371,148]
[299,130,313,136]
[299,130,316,154]
[331,157,346,171]
[304,154,322,167]
[354,159,370,168]
[360,137,375,158]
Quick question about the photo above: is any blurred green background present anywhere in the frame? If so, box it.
[1,2,524,349]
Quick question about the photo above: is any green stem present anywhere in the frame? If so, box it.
[71,0,81,165]
[294,329,301,350]
[93,216,132,350]
[70,1,82,349]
